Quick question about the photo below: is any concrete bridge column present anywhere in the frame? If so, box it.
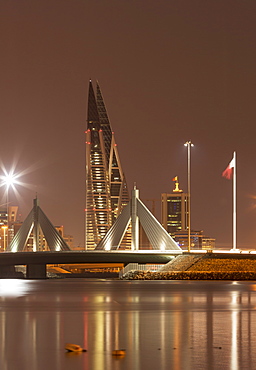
[26,264,47,279]
[131,187,139,251]
[0,265,17,278]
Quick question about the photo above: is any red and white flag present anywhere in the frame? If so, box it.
[222,157,235,179]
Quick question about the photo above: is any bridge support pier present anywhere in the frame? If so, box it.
[0,265,17,278]
[26,264,47,279]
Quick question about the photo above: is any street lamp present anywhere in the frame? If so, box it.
[184,141,194,252]
[1,171,19,249]
[0,165,29,249]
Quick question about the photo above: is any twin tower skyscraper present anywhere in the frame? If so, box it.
[85,81,130,250]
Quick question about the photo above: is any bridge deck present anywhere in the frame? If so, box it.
[0,251,181,266]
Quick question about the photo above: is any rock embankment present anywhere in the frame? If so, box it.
[159,254,203,272]
[189,258,256,272]
[121,255,256,280]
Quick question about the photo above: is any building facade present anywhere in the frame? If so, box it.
[173,230,215,250]
[161,179,215,250]
[0,206,18,251]
[161,180,188,237]
[85,81,130,250]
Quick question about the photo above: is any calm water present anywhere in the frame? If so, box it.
[0,279,256,370]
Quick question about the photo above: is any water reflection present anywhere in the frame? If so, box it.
[0,279,33,297]
[0,280,256,369]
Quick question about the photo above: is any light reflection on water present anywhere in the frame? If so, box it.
[0,280,256,369]
[0,279,33,297]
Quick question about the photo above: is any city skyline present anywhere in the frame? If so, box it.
[1,1,256,248]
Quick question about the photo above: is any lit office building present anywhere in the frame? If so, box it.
[161,179,188,237]
[0,206,18,251]
[173,230,215,250]
[161,178,215,250]
[85,81,130,250]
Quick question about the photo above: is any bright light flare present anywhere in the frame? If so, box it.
[1,170,20,190]
[0,159,41,193]
[0,168,24,194]
[0,154,52,210]
[0,162,36,206]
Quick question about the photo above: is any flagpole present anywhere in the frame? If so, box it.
[184,141,194,253]
[233,151,236,250]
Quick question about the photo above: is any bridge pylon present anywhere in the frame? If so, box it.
[96,187,181,251]
[7,198,70,252]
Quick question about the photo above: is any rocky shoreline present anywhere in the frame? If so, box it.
[121,270,256,280]
[121,254,256,280]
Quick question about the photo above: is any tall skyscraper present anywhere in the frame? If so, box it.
[85,81,129,250]
[161,179,215,250]
[161,178,188,237]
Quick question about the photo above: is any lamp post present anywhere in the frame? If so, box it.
[0,167,23,249]
[184,141,194,252]
[2,172,17,249]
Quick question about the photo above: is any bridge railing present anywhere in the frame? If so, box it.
[119,263,164,279]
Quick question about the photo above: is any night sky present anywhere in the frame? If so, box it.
[1,0,256,248]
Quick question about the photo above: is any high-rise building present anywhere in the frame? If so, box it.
[161,178,215,250]
[161,179,188,237]
[85,81,129,250]
[0,206,18,251]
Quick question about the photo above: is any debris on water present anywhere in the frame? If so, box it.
[112,349,126,356]
[65,343,87,352]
